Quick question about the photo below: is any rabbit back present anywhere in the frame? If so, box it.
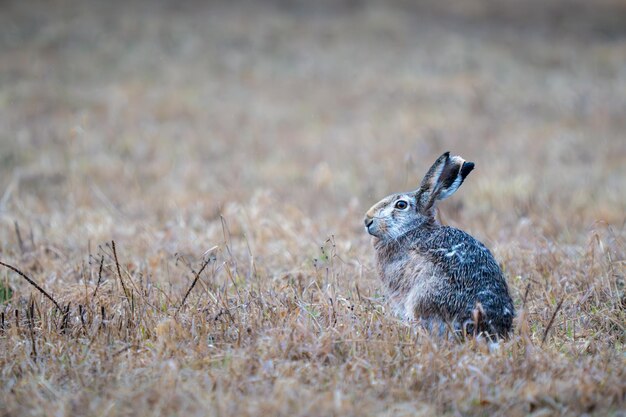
[375,224,515,337]
[418,226,515,336]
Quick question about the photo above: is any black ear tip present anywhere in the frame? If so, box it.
[460,161,475,178]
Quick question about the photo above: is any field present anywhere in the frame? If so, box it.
[0,0,625,416]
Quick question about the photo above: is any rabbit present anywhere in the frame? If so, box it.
[364,152,514,338]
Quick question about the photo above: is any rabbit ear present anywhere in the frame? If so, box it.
[436,155,474,200]
[415,152,474,214]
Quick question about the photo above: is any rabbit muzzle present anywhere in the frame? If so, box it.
[364,214,385,237]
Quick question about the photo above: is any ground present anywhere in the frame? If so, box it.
[0,0,625,416]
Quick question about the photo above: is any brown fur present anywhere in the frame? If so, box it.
[365,153,514,337]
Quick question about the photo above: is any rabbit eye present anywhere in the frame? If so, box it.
[394,200,408,210]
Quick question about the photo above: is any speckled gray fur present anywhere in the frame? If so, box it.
[365,152,515,338]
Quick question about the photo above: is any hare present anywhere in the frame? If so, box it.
[364,152,514,338]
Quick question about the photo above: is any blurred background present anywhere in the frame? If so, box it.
[0,0,625,264]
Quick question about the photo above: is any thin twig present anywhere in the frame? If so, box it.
[522,283,531,307]
[111,241,131,301]
[177,257,213,314]
[79,304,88,335]
[100,305,106,331]
[542,298,564,345]
[112,344,140,357]
[14,221,25,254]
[220,215,233,258]
[28,298,37,360]
[0,260,62,311]
[92,255,104,299]
[60,302,71,334]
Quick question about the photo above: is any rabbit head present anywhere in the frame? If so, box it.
[364,152,474,241]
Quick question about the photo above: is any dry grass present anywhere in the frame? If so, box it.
[1,1,625,416]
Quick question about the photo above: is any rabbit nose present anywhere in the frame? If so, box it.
[364,217,374,228]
